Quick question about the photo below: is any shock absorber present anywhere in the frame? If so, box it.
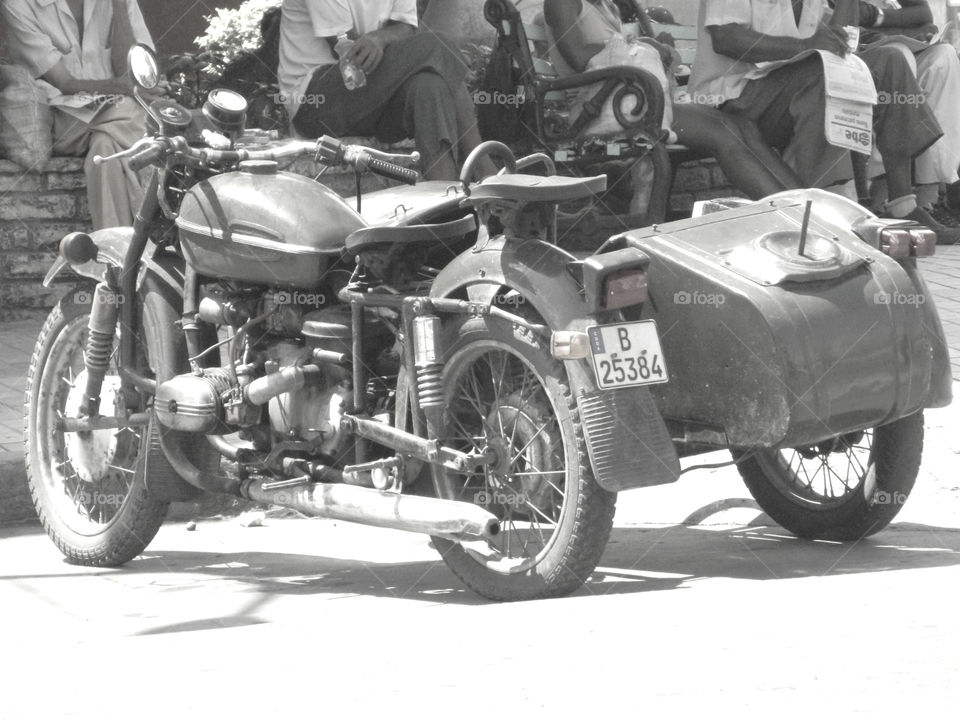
[413,315,443,409]
[82,282,121,416]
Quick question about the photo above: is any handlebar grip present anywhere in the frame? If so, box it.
[129,144,166,171]
[366,157,419,185]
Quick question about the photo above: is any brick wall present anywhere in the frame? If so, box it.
[0,158,89,319]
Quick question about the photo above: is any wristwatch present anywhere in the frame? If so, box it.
[874,8,885,27]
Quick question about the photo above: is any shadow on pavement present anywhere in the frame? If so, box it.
[7,522,958,610]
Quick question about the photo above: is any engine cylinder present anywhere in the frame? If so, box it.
[155,369,234,433]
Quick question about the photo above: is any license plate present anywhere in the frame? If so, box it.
[587,320,668,389]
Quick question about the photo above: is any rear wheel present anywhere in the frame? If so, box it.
[735,413,924,540]
[431,316,616,601]
[24,293,168,565]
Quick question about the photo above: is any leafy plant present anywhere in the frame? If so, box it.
[194,0,282,66]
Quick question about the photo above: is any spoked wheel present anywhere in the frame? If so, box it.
[24,292,168,565]
[735,412,924,541]
[431,316,616,601]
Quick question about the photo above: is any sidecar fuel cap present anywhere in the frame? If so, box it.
[239,160,278,175]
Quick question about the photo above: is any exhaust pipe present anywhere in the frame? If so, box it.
[243,481,501,541]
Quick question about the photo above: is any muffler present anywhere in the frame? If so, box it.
[242,481,501,541]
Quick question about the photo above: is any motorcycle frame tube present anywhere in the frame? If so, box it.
[119,171,161,382]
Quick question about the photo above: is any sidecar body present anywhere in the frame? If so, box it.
[615,189,952,451]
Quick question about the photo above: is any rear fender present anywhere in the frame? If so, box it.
[430,235,680,491]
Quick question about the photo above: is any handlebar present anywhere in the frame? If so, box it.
[95,134,421,185]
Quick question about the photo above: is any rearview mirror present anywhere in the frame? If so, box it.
[128,43,160,90]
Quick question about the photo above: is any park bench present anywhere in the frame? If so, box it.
[478,0,716,228]
[478,0,679,227]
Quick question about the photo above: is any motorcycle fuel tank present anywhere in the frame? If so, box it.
[176,162,364,287]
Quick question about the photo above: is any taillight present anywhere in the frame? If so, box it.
[601,268,648,310]
[580,247,651,313]
[879,227,936,258]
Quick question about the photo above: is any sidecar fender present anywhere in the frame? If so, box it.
[430,235,680,491]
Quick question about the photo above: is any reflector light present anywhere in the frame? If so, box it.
[551,331,590,360]
[878,228,912,259]
[908,228,936,257]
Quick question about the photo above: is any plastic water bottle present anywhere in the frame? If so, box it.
[334,33,367,91]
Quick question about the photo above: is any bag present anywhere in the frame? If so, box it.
[476,44,523,144]
[570,34,673,140]
[0,65,53,171]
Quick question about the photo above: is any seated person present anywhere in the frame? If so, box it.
[544,0,803,208]
[2,0,152,230]
[690,0,954,238]
[278,0,495,181]
[854,0,960,229]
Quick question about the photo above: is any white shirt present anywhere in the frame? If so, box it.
[2,0,153,106]
[278,0,418,116]
[689,0,826,106]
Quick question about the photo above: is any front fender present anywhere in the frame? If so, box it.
[42,227,136,287]
[430,235,680,491]
[41,228,186,302]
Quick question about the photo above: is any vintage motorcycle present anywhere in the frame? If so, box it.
[25,46,671,601]
[26,46,952,601]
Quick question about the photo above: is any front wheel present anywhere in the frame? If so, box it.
[24,292,168,565]
[430,316,616,601]
[734,412,924,541]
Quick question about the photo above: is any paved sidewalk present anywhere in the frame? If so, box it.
[2,246,959,524]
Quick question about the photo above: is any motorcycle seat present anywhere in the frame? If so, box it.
[467,174,607,203]
[345,214,477,255]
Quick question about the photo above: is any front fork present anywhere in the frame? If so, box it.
[80,171,161,418]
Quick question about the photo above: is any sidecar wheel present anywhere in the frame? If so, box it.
[24,292,168,566]
[430,316,616,601]
[734,412,923,541]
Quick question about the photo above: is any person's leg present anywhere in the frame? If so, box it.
[375,71,459,180]
[453,85,498,180]
[720,56,853,188]
[912,43,960,202]
[52,99,146,230]
[859,44,942,206]
[672,104,801,198]
[83,98,148,229]
[292,33,470,178]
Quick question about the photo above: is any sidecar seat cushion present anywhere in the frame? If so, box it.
[467,173,607,203]
[345,214,477,256]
